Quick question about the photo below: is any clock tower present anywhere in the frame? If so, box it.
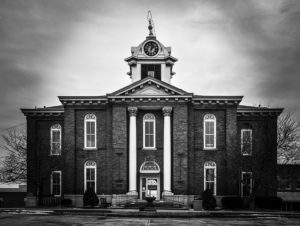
[125,13,177,84]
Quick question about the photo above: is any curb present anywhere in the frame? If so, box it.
[1,209,300,218]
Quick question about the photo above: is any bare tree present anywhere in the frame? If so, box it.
[277,111,300,164]
[0,125,27,183]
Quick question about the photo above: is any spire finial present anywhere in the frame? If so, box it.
[147,10,155,36]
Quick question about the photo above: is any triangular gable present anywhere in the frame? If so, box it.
[109,77,190,97]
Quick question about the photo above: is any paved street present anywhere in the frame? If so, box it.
[0,214,300,226]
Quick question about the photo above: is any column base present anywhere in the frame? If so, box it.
[126,190,138,196]
[162,191,174,196]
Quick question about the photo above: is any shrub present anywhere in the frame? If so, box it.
[202,188,217,210]
[83,187,99,207]
[254,196,282,209]
[61,198,72,206]
[221,196,244,209]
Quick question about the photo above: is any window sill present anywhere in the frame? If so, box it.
[242,154,252,156]
[84,147,97,151]
[49,154,61,156]
[203,148,217,151]
[142,147,157,151]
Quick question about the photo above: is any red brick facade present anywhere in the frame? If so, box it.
[22,98,282,200]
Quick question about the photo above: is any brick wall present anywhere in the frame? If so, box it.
[25,102,279,199]
[112,104,128,193]
[26,116,64,196]
[237,116,278,196]
[172,104,188,194]
[188,105,236,196]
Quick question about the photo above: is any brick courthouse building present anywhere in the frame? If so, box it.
[22,20,283,207]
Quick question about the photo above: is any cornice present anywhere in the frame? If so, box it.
[107,95,192,103]
[58,96,108,105]
[237,108,283,117]
[192,96,243,105]
[21,109,64,117]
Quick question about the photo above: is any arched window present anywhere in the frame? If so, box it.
[84,114,96,149]
[204,161,217,195]
[84,160,97,193]
[143,113,156,149]
[140,161,160,174]
[203,114,216,149]
[50,124,61,155]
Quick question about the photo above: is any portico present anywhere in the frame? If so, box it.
[127,106,173,198]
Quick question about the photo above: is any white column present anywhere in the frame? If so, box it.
[162,106,173,195]
[127,107,138,195]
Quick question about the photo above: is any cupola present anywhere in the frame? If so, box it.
[125,11,177,84]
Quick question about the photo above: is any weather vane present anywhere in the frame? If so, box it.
[147,10,155,36]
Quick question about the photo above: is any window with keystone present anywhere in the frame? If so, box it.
[84,114,96,149]
[84,160,97,193]
[203,114,216,149]
[51,171,61,197]
[204,161,217,195]
[143,113,156,149]
[241,129,252,155]
[50,124,61,155]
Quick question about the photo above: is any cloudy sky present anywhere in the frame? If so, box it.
[0,0,300,133]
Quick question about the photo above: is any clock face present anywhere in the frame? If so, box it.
[144,41,159,56]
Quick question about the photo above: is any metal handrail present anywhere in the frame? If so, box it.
[162,196,184,206]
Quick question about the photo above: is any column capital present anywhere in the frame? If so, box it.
[162,106,172,117]
[128,107,138,116]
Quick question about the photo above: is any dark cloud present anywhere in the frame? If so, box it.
[0,0,300,133]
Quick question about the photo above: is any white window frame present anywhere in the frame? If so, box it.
[51,171,61,197]
[143,113,156,149]
[241,171,252,197]
[203,114,216,149]
[84,114,97,149]
[241,129,252,156]
[50,124,61,155]
[84,160,97,193]
[204,161,217,195]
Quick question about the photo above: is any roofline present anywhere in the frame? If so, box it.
[193,96,243,101]
[237,108,284,113]
[109,77,190,96]
[107,95,193,99]
[58,96,106,100]
[21,108,64,117]
[237,108,283,117]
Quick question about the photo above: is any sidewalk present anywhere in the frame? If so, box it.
[1,208,300,218]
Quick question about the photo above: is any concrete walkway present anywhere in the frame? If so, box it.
[1,208,300,218]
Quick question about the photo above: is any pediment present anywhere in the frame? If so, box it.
[130,86,170,96]
[109,77,190,97]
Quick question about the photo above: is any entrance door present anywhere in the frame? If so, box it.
[147,178,158,198]
[140,177,160,200]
